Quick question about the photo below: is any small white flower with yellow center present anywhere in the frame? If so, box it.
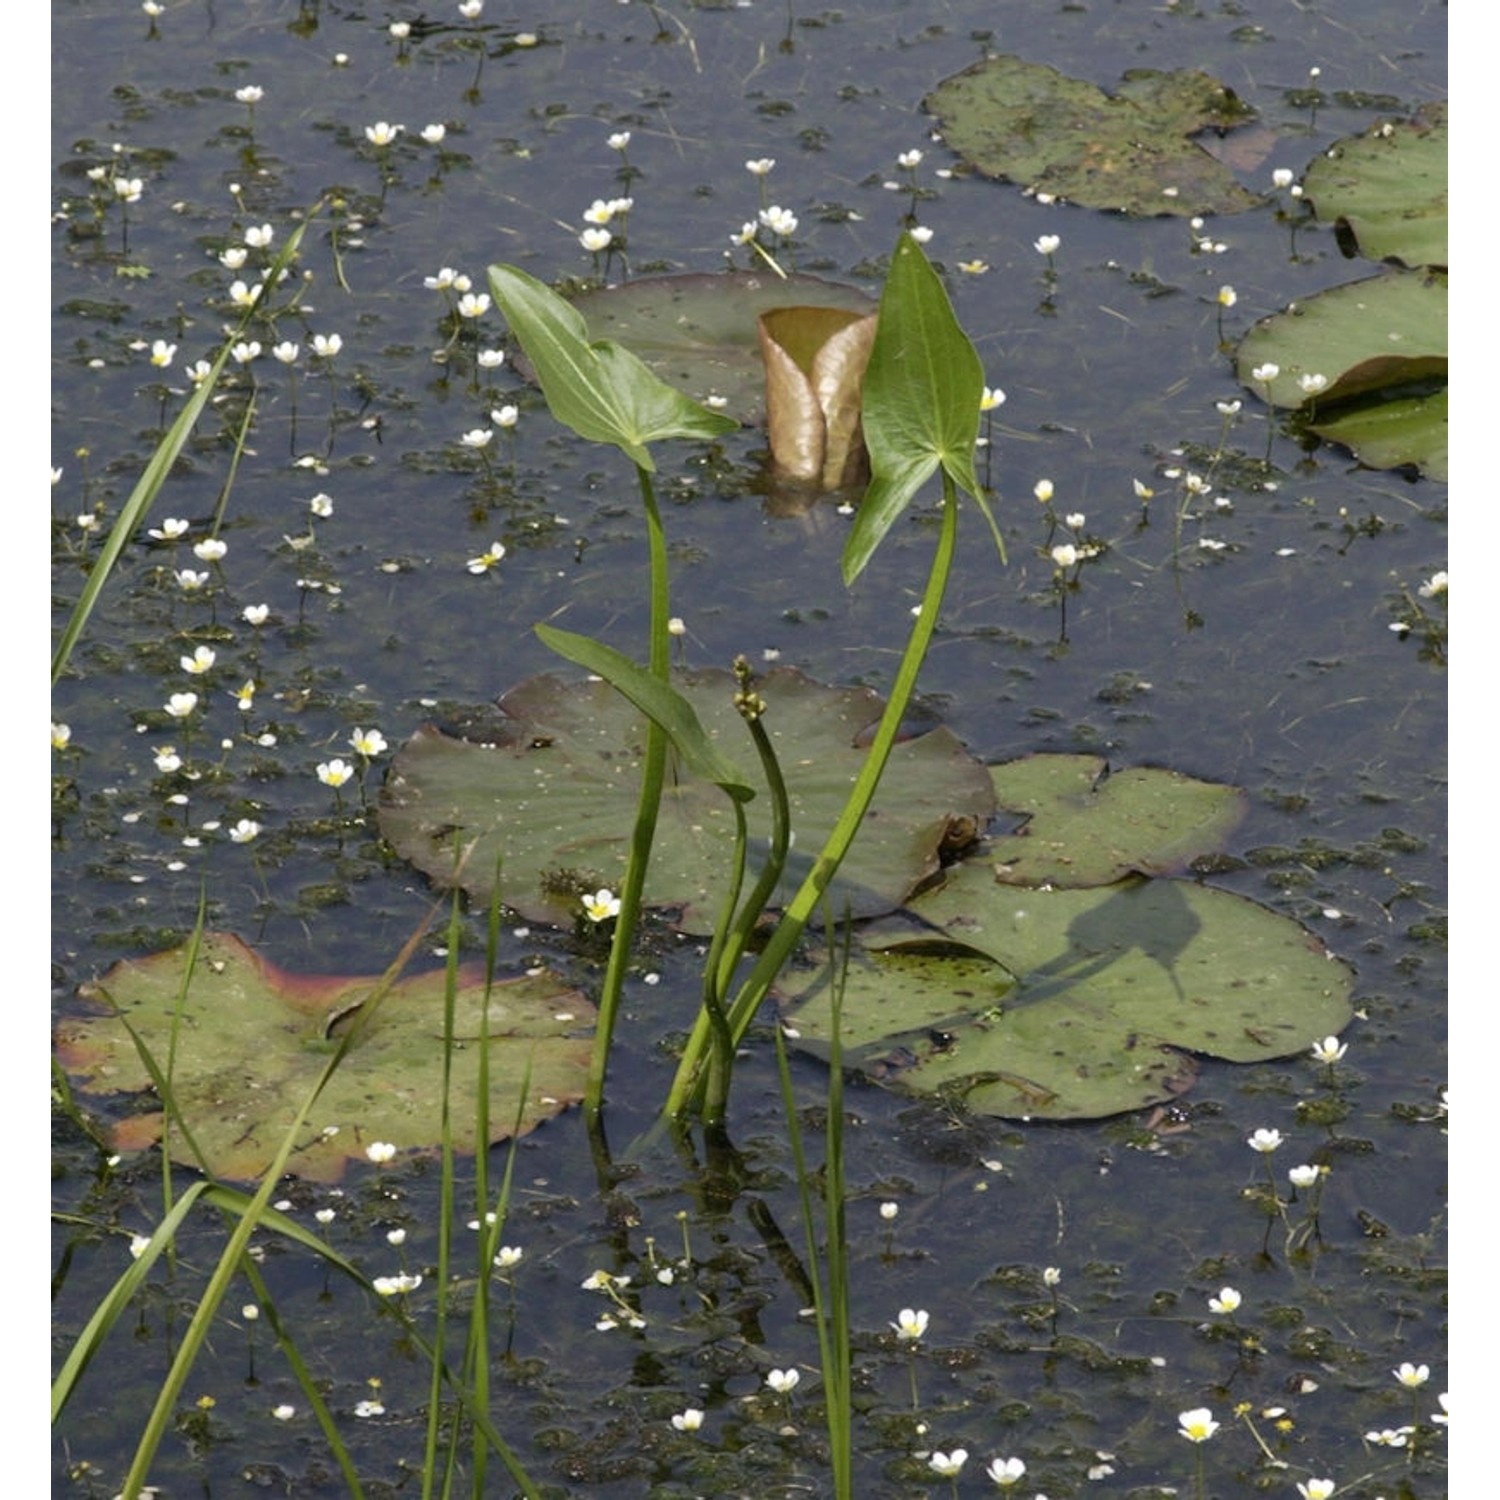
[494,1246,524,1270]
[149,340,176,368]
[366,1141,397,1164]
[1034,234,1060,256]
[52,723,72,750]
[891,1307,928,1342]
[1208,1287,1241,1314]
[164,692,199,719]
[350,728,388,758]
[1043,1267,1062,1287]
[242,603,270,626]
[477,348,506,369]
[745,157,775,175]
[1051,543,1078,569]
[583,199,615,225]
[150,517,191,542]
[958,259,990,274]
[421,123,446,144]
[980,386,1006,411]
[193,538,228,562]
[231,340,262,365]
[457,291,491,319]
[460,429,494,451]
[176,568,210,591]
[985,1455,1025,1487]
[766,1369,799,1394]
[758,205,798,237]
[1310,1035,1346,1064]
[1288,1164,1321,1189]
[671,1409,704,1433]
[318,758,355,789]
[1034,479,1054,504]
[1393,1362,1429,1389]
[235,85,263,104]
[114,177,144,203]
[491,405,519,429]
[229,819,260,843]
[272,341,300,365]
[1273,168,1295,189]
[311,333,343,358]
[181,645,216,675]
[1418,571,1447,599]
[583,889,621,923]
[1133,478,1155,501]
[1296,1480,1335,1500]
[580,227,612,253]
[929,1450,967,1478]
[608,131,632,151]
[244,223,274,249]
[1251,362,1280,383]
[1178,1408,1219,1443]
[1217,285,1237,307]
[1248,1127,1283,1153]
[389,21,411,39]
[1298,372,1329,395]
[897,148,924,168]
[467,541,506,574]
[154,746,182,773]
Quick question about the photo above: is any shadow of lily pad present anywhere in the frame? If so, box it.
[567,272,877,424]
[987,754,1247,887]
[924,55,1260,217]
[780,869,1354,1120]
[55,934,595,1182]
[379,668,994,935]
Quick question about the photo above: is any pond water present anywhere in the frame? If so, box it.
[51,1,1446,1496]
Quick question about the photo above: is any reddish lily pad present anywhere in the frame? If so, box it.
[55,934,595,1182]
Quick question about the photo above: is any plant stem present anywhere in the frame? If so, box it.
[662,476,959,1123]
[585,464,671,1117]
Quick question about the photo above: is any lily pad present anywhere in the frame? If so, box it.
[55,934,595,1182]
[986,754,1247,887]
[1303,104,1447,269]
[780,870,1354,1120]
[566,272,877,425]
[379,668,994,934]
[924,56,1260,217]
[1234,269,1446,478]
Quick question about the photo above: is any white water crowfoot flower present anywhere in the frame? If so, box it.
[765,1368,800,1395]
[365,122,404,148]
[980,386,1006,411]
[350,728,388,758]
[758,205,798,237]
[317,758,355,789]
[608,131,632,151]
[985,1455,1025,1487]
[1248,1127,1284,1153]
[1296,1480,1335,1500]
[583,888,621,923]
[372,1273,422,1296]
[1393,1362,1429,1388]
[148,517,190,542]
[493,1245,524,1271]
[1178,1407,1219,1442]
[1418,571,1447,599]
[1298,372,1329,396]
[180,645,216,675]
[467,541,506,574]
[1310,1035,1346,1065]
[457,291,491,319]
[229,819,261,844]
[165,692,199,719]
[929,1450,967,1478]
[1365,1427,1414,1448]
[671,1409,704,1433]
[149,340,176,368]
[193,538,227,563]
[310,333,343,359]
[460,428,494,452]
[1288,1164,1322,1190]
[366,1141,397,1164]
[52,723,72,751]
[580,227,612,253]
[891,1307,929,1342]
[1034,234,1061,256]
[1207,1287,1241,1314]
[1432,1392,1448,1425]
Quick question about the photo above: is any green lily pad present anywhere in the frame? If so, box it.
[1310,386,1448,481]
[780,870,1354,1120]
[55,934,595,1182]
[986,754,1247,887]
[566,272,877,425]
[1303,104,1447,269]
[379,668,994,934]
[924,56,1260,217]
[1234,269,1446,478]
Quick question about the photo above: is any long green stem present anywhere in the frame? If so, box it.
[663,476,959,1121]
[585,464,671,1116]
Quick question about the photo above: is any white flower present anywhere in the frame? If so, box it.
[1310,1035,1347,1064]
[608,131,632,150]
[186,359,214,385]
[1216,399,1242,416]
[1417,571,1447,599]
[52,722,72,750]
[164,692,199,719]
[1178,1407,1219,1443]
[1042,1266,1061,1287]
[1034,234,1060,255]
[220,246,249,271]
[1208,1287,1241,1314]
[579,227,612,252]
[389,21,411,40]
[1064,512,1086,530]
[1198,537,1227,552]
[897,148,924,168]
[421,123,447,144]
[467,541,506,574]
[1298,372,1329,395]
[130,1233,152,1259]
[308,492,334,519]
[244,223,274,249]
[1288,1164,1321,1189]
[354,1399,386,1417]
[929,1450,967,1478]
[667,616,686,637]
[880,1202,899,1221]
[142,0,164,15]
[514,31,537,45]
[227,279,259,309]
[373,1273,422,1296]
[476,348,506,369]
[1364,1427,1413,1448]
[149,340,176,368]
[731,221,759,246]
[985,1455,1025,1487]
[229,819,261,844]
[1251,362,1280,382]
[366,1141,397,1164]
[1296,1481,1335,1500]
[490,405,519,429]
[758,205,798,236]
[242,603,270,626]
[457,291,491,319]
[1033,479,1054,504]
[1050,544,1078,569]
[671,1409,704,1432]
[149,517,190,541]
[311,333,343,358]
[350,728,388,757]
[958,259,990,274]
[424,267,460,291]
[114,177,144,203]
[606,197,633,216]
[318,759,355,789]
[891,1307,929,1342]
[153,746,182,773]
[460,429,494,450]
[1247,1127,1284,1153]
[1432,1392,1448,1426]
[272,341,300,364]
[765,1368,800,1394]
[235,85,264,104]
[493,1245,524,1270]
[1273,168,1295,188]
[180,645,216,675]
[272,1404,295,1420]
[175,568,210,591]
[745,157,775,175]
[230,340,262,364]
[1393,1362,1429,1389]
[980,386,1006,411]
[193,538,227,562]
[909,225,934,244]
[583,199,615,225]
[583,888,621,922]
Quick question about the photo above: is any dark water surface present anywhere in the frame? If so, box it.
[52,1,1446,1495]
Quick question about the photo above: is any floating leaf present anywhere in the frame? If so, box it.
[924,55,1260,217]
[986,754,1247,887]
[566,272,877,424]
[781,870,1354,1120]
[1303,104,1447,269]
[379,668,994,934]
[55,934,595,1182]
[1234,269,1446,478]
[758,305,877,491]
